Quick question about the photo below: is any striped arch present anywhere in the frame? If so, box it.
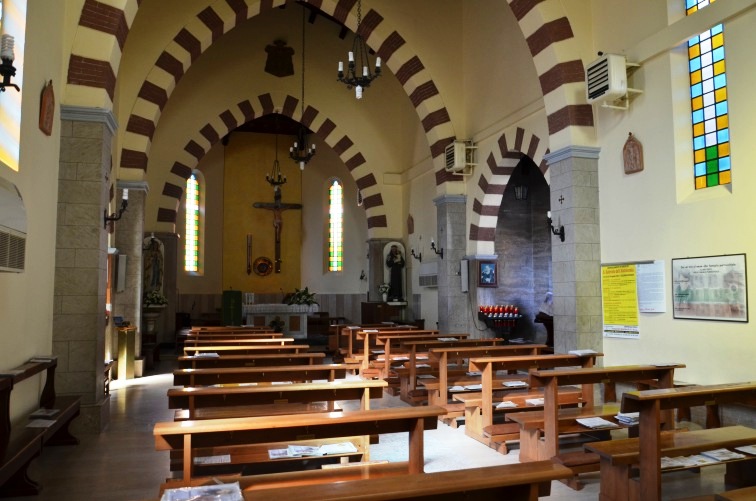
[468,127,550,256]
[113,0,457,187]
[506,0,595,150]
[153,92,388,234]
[65,0,141,109]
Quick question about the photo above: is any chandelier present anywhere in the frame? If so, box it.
[336,0,381,99]
[266,133,287,191]
[290,5,316,170]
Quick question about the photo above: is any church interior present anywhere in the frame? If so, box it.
[2,0,756,499]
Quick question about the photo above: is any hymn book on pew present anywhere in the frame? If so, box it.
[735,445,756,455]
[268,442,359,459]
[161,482,242,501]
[502,381,528,388]
[496,401,518,409]
[576,417,619,429]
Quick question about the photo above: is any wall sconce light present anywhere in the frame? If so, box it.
[104,189,128,228]
[0,34,19,92]
[547,211,565,242]
[411,249,422,262]
[430,239,444,259]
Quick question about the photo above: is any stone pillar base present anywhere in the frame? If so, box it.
[71,396,111,434]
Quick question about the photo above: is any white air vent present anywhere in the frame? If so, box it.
[586,54,628,104]
[419,261,438,288]
[444,140,477,174]
[0,177,26,272]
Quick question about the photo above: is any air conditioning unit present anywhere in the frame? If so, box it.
[0,176,26,272]
[585,54,628,104]
[418,261,438,288]
[444,140,477,174]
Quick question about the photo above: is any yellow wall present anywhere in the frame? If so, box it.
[223,133,302,293]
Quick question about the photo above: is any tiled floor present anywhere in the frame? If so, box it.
[4,357,735,501]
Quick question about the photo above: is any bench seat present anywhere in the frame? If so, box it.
[240,461,574,501]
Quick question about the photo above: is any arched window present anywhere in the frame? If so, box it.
[686,0,730,189]
[328,179,343,272]
[184,173,200,272]
[0,0,26,171]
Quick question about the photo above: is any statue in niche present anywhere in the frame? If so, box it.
[385,244,405,302]
[143,236,164,294]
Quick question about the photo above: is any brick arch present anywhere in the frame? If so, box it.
[153,92,388,234]
[468,127,550,256]
[113,0,457,187]
[506,0,594,150]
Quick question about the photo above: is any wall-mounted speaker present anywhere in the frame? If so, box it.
[460,259,469,293]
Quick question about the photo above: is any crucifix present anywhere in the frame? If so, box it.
[253,186,302,273]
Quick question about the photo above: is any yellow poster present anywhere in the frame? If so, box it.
[601,265,640,338]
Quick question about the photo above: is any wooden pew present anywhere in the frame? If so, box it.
[463,353,598,449]
[0,358,80,496]
[183,337,292,347]
[508,364,680,463]
[370,332,469,378]
[396,338,510,403]
[585,381,756,501]
[190,326,275,333]
[186,332,283,340]
[182,343,304,357]
[168,379,387,419]
[177,352,326,369]
[341,325,419,361]
[153,406,447,484]
[173,363,359,386]
[238,461,574,501]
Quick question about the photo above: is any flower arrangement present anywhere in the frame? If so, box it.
[378,283,391,294]
[143,289,168,306]
[284,287,318,306]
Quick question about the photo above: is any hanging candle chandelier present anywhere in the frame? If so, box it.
[336,0,381,99]
[290,4,316,170]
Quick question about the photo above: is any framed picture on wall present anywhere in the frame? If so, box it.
[478,260,498,288]
[671,253,748,322]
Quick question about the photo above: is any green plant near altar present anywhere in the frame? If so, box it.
[143,289,168,306]
[284,287,318,306]
[378,283,391,294]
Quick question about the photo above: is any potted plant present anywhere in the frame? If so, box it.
[143,289,168,308]
[284,287,319,311]
[378,283,390,302]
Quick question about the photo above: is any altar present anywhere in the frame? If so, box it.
[243,303,319,339]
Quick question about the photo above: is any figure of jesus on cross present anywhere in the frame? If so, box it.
[253,186,302,273]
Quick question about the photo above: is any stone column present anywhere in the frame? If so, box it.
[434,195,467,334]
[543,146,602,355]
[54,106,118,433]
[113,182,148,359]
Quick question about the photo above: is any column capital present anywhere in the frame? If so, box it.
[544,145,600,164]
[60,105,118,135]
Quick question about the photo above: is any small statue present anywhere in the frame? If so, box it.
[385,245,405,301]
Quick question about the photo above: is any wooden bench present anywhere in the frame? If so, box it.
[237,461,574,501]
[466,352,599,449]
[173,363,359,387]
[190,326,275,334]
[397,338,511,402]
[341,325,419,362]
[177,352,326,369]
[183,337,290,347]
[168,379,388,419]
[354,329,440,372]
[370,332,469,379]
[716,485,756,500]
[587,381,756,501]
[0,358,80,496]
[183,340,296,356]
[153,406,446,485]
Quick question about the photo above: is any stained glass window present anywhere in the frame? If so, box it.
[686,0,730,189]
[328,179,343,272]
[185,174,199,272]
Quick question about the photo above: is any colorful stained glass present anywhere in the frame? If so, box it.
[185,174,199,272]
[687,7,729,190]
[328,180,343,272]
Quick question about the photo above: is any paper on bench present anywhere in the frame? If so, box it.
[438,337,458,342]
[502,381,528,388]
[466,371,481,376]
[449,385,466,392]
[161,482,243,501]
[191,352,220,358]
[496,401,518,409]
[568,349,597,356]
[576,417,618,429]
[614,412,639,425]
[735,445,756,455]
[700,448,746,461]
[29,408,60,418]
[26,419,56,428]
[193,454,231,465]
[464,384,482,390]
[525,398,544,406]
